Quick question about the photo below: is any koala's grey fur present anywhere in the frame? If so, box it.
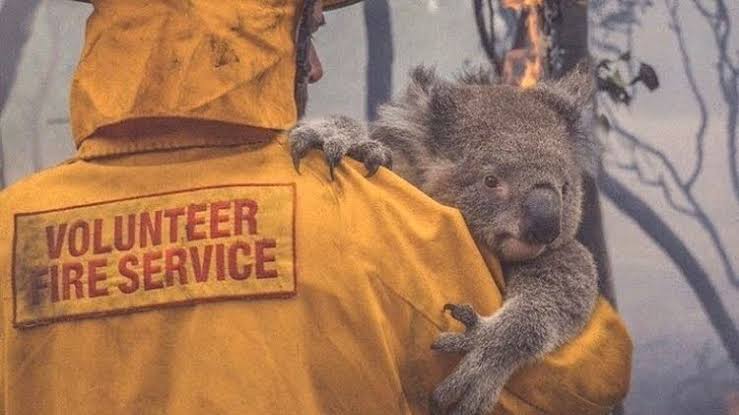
[289,65,599,415]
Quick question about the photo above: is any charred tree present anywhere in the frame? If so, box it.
[364,0,393,121]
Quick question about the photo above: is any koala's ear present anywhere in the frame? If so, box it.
[405,65,439,103]
[531,61,601,175]
[429,82,458,118]
[534,60,595,117]
[404,65,459,126]
[552,61,595,109]
[455,63,497,85]
[385,65,462,152]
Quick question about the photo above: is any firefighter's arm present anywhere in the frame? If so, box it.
[500,297,632,415]
[337,159,632,414]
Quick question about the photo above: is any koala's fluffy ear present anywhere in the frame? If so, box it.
[404,65,439,104]
[379,65,463,154]
[455,63,497,85]
[426,74,464,151]
[378,66,437,129]
[531,61,601,175]
[405,65,459,129]
[550,61,595,108]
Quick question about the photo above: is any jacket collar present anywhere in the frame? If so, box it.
[76,118,280,160]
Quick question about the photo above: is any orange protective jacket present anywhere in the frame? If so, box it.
[0,1,632,414]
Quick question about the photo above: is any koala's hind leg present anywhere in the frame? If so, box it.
[289,115,392,179]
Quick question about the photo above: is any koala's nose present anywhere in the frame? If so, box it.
[522,185,561,245]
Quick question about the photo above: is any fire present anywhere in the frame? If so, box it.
[502,0,545,88]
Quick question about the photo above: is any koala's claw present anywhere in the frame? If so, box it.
[288,118,392,180]
[289,126,322,173]
[431,304,481,354]
[347,141,393,178]
[443,303,479,328]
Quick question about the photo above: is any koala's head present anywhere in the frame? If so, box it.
[398,65,598,263]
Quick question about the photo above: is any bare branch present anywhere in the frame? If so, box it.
[599,172,739,370]
[605,112,739,288]
[688,0,739,203]
[604,105,698,215]
[665,0,708,189]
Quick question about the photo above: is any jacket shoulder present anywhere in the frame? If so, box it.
[332,157,503,328]
[0,159,84,212]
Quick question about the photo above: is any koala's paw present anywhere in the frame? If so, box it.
[430,304,505,415]
[432,304,481,353]
[288,116,392,180]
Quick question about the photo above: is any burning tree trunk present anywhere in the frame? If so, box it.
[501,0,546,87]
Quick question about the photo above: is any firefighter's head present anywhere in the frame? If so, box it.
[68,0,362,138]
[293,0,364,115]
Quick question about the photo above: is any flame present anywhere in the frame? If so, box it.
[502,0,545,88]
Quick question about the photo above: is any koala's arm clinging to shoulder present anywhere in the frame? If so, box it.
[430,240,598,414]
[288,66,449,183]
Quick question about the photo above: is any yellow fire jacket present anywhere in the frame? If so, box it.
[0,0,631,414]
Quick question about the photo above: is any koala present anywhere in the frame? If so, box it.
[289,65,599,415]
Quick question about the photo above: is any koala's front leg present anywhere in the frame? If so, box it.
[289,115,392,179]
[431,245,598,415]
[430,298,552,415]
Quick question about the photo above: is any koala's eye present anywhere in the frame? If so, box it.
[484,175,500,188]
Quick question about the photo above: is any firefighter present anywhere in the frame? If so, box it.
[0,0,631,414]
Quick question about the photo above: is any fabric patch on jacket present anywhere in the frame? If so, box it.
[11,184,296,328]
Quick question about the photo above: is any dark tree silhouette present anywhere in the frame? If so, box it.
[473,0,504,76]
[364,0,393,121]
